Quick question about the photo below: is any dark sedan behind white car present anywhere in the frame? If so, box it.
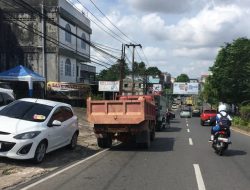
[0,98,79,163]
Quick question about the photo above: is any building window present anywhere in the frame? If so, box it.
[65,58,71,76]
[65,24,71,43]
[124,84,128,88]
[81,33,86,49]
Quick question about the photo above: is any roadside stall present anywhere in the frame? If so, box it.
[0,65,45,98]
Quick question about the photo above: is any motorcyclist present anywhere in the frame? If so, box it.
[209,104,232,143]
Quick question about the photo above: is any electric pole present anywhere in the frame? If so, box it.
[41,0,47,97]
[125,43,142,95]
[119,44,125,95]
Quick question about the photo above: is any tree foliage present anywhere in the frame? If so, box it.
[176,74,190,82]
[200,76,218,106]
[145,66,161,76]
[97,60,130,81]
[209,37,250,105]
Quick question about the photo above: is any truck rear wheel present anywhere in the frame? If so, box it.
[143,130,151,148]
[150,127,155,141]
[97,134,112,148]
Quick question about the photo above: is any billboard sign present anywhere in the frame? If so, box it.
[173,82,199,95]
[98,81,120,92]
[153,84,162,92]
[47,82,91,100]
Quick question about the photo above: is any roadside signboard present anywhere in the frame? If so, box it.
[173,82,199,95]
[98,81,120,92]
[47,81,91,100]
[153,84,162,93]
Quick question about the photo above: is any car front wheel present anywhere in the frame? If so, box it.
[68,132,78,150]
[33,141,47,164]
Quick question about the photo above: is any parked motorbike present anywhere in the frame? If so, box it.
[212,127,230,156]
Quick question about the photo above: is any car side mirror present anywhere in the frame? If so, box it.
[52,120,62,127]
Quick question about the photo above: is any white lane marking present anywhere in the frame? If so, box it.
[187,129,190,133]
[186,123,189,127]
[189,138,193,145]
[193,164,206,190]
[20,148,109,190]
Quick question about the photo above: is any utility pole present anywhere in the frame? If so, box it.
[41,0,47,97]
[125,43,142,95]
[119,44,125,95]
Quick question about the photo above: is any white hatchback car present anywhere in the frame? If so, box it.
[0,98,79,163]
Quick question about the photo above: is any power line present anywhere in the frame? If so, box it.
[141,48,150,66]
[92,42,121,51]
[1,2,112,70]
[9,0,120,60]
[87,0,136,44]
[68,0,129,44]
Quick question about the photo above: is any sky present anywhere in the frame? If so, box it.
[72,0,250,78]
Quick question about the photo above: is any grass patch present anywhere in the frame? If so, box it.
[233,116,250,132]
[2,167,19,175]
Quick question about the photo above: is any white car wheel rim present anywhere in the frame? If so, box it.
[37,143,46,161]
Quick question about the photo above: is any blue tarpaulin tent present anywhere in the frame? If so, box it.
[0,65,45,97]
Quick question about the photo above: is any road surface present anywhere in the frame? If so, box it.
[13,112,250,190]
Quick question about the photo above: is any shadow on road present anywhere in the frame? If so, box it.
[170,120,181,124]
[110,137,175,152]
[163,127,182,132]
[224,149,247,157]
[0,145,98,168]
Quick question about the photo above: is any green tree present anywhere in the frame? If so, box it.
[145,66,161,76]
[176,74,189,82]
[133,61,147,76]
[209,37,250,105]
[97,61,130,81]
[200,76,218,106]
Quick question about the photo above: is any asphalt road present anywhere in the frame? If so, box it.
[14,112,250,190]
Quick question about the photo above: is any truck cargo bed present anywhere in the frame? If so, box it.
[87,98,155,124]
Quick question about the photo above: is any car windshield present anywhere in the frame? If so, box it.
[0,100,53,122]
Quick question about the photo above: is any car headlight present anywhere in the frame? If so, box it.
[14,131,41,140]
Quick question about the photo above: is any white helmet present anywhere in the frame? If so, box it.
[218,104,227,112]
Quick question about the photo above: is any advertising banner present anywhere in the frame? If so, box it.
[173,82,199,95]
[98,81,120,92]
[47,82,91,100]
[153,84,162,92]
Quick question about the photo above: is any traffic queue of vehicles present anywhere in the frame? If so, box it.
[0,92,215,162]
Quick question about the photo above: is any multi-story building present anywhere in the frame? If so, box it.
[122,76,144,95]
[162,72,171,88]
[0,0,95,84]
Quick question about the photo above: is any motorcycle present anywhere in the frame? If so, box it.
[212,127,230,156]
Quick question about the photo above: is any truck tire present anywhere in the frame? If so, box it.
[97,138,106,148]
[143,130,151,149]
[150,127,155,141]
[97,135,112,148]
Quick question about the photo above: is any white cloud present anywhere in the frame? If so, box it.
[125,0,199,14]
[73,0,250,77]
[166,5,250,47]
[173,47,219,60]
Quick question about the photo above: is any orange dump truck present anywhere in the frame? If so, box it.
[87,95,156,148]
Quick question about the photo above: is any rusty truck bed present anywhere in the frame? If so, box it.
[87,97,155,125]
